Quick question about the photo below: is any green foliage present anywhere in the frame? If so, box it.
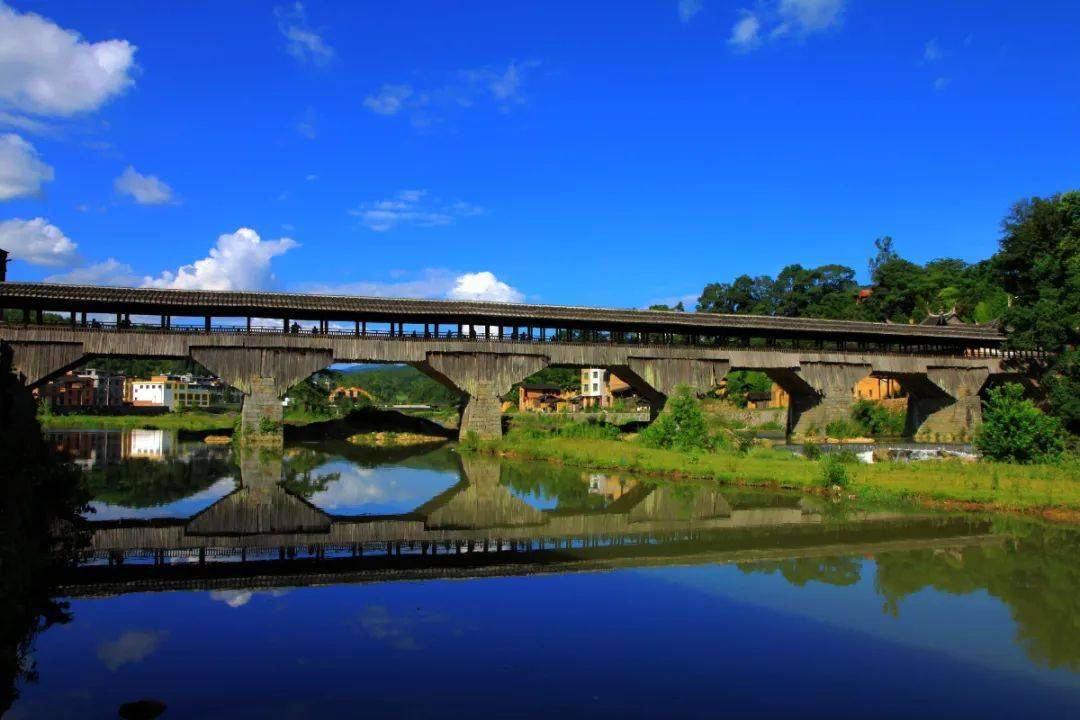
[818,454,851,488]
[824,417,861,439]
[851,399,906,437]
[975,383,1064,463]
[802,441,822,460]
[638,386,711,453]
[724,370,772,407]
[995,191,1079,432]
[697,263,860,319]
[257,417,280,435]
[556,419,621,441]
[328,364,460,406]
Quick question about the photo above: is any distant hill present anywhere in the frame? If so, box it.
[329,364,459,406]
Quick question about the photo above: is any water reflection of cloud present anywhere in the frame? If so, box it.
[96,630,168,671]
[348,604,461,651]
[88,477,237,520]
[209,589,291,608]
[305,463,457,514]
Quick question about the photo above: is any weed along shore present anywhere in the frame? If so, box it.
[461,389,1080,519]
[462,434,1080,517]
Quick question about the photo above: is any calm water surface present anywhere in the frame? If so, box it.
[6,428,1079,719]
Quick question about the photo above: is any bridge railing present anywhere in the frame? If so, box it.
[0,319,1041,360]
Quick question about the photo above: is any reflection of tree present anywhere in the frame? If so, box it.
[1,354,90,713]
[738,557,862,588]
[500,463,609,512]
[875,523,1080,671]
[83,454,234,508]
[281,448,340,497]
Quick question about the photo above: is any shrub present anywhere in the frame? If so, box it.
[975,383,1065,463]
[638,386,711,453]
[819,455,851,488]
[802,441,822,460]
[851,399,906,437]
[825,417,861,439]
[556,419,621,441]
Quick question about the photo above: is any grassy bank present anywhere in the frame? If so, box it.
[463,433,1080,516]
[40,411,238,432]
[40,408,335,433]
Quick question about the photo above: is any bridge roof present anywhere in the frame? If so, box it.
[0,281,1004,344]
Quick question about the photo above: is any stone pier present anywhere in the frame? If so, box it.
[613,357,730,417]
[191,346,333,446]
[901,366,989,443]
[421,352,549,440]
[770,361,871,441]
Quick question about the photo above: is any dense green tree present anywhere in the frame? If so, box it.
[994,192,1079,431]
[975,383,1064,463]
[724,370,772,407]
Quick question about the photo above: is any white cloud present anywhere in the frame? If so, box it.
[96,630,167,672]
[0,133,53,199]
[114,166,177,205]
[365,61,535,123]
[729,0,844,51]
[933,77,950,91]
[447,271,524,303]
[678,0,703,23]
[303,268,523,303]
[363,84,415,116]
[143,228,298,291]
[349,189,483,232]
[45,258,138,286]
[924,38,942,62]
[209,589,289,608]
[729,11,762,50]
[296,107,317,139]
[275,3,333,65]
[0,217,80,267]
[777,0,845,33]
[0,1,137,118]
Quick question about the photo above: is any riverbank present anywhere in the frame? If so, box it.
[39,411,238,432]
[462,434,1080,520]
[39,409,337,434]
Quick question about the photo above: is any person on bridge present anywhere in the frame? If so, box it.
[290,322,300,334]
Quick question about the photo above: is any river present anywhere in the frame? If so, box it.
[4,428,1079,719]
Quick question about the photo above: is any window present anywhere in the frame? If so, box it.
[592,383,599,392]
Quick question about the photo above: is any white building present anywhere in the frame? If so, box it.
[130,375,214,411]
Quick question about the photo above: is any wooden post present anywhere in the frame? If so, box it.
[246,317,252,333]
[361,321,366,336]
[354,320,360,336]
[204,316,211,333]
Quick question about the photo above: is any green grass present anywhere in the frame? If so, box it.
[41,411,238,432]
[41,408,335,432]
[463,433,1080,513]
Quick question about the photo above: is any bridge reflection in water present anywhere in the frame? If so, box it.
[63,448,998,597]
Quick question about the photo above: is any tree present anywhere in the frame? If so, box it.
[994,191,1079,432]
[975,383,1064,463]
[868,235,898,277]
[639,386,710,452]
[724,370,772,407]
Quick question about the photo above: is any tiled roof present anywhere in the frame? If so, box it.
[0,281,1004,342]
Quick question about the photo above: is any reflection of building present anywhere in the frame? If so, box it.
[586,473,636,501]
[578,369,636,409]
[123,429,172,459]
[37,369,126,409]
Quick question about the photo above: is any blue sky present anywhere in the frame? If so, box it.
[1,0,1077,309]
